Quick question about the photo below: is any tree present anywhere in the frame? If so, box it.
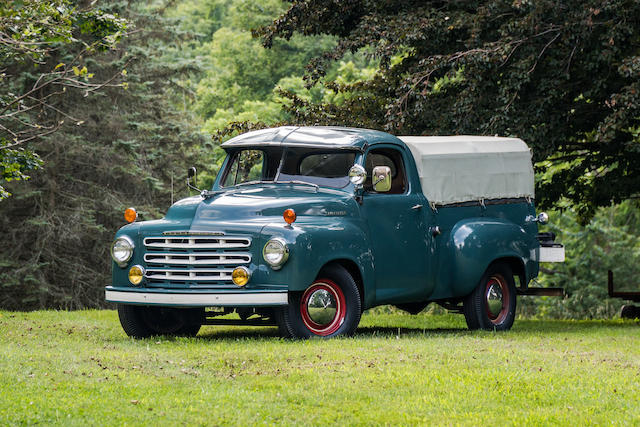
[0,0,127,200]
[257,0,640,222]
[0,1,207,309]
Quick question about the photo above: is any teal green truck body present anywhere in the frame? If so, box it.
[106,126,562,338]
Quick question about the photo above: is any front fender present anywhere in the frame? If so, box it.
[258,217,375,308]
[444,218,538,298]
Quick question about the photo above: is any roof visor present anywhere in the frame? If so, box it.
[221,126,369,150]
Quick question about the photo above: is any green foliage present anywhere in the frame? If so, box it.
[258,0,640,222]
[0,145,42,199]
[0,0,127,200]
[1,310,639,424]
[195,23,334,126]
[0,2,207,309]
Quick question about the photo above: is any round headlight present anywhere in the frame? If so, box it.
[111,236,134,267]
[263,238,289,270]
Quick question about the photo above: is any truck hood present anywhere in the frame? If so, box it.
[164,185,359,229]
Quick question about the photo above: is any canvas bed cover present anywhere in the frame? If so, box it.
[398,135,535,206]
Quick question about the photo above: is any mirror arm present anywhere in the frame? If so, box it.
[354,185,364,205]
[186,167,202,194]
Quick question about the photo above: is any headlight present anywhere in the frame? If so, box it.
[263,238,289,270]
[111,236,134,267]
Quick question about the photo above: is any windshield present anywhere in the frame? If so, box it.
[221,147,357,189]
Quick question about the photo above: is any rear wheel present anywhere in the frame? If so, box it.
[277,264,361,339]
[117,304,203,338]
[463,263,517,331]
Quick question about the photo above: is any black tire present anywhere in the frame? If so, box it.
[463,263,517,331]
[117,304,203,338]
[621,304,640,319]
[273,307,292,338]
[278,264,362,339]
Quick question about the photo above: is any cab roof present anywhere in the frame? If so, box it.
[221,126,403,150]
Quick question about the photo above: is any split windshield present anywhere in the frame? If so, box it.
[221,147,357,189]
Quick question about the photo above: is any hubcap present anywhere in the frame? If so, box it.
[486,281,504,319]
[484,274,509,324]
[306,289,338,325]
[300,280,346,336]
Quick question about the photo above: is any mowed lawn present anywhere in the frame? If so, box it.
[0,310,638,425]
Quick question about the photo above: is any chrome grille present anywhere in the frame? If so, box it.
[143,235,252,288]
[144,236,250,250]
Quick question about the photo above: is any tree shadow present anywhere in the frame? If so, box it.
[106,318,639,343]
[355,326,466,337]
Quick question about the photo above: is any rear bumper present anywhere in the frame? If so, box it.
[105,286,288,307]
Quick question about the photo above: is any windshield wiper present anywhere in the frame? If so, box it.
[276,180,319,191]
[234,180,274,188]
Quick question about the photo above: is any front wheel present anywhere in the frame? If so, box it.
[117,304,203,338]
[276,264,362,339]
[463,263,517,331]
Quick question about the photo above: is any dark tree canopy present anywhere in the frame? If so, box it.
[258,0,640,221]
[0,0,127,200]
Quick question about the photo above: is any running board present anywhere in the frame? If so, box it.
[517,287,565,297]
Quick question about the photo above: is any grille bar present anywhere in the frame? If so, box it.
[144,236,251,250]
[144,252,251,265]
[146,268,234,282]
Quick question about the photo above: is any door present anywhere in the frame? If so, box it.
[360,145,432,304]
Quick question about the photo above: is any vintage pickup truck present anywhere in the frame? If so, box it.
[106,126,564,338]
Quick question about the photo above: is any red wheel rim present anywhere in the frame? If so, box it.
[485,274,510,325]
[300,280,346,336]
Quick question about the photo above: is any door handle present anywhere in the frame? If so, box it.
[411,204,423,210]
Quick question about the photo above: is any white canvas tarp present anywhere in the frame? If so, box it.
[398,136,534,205]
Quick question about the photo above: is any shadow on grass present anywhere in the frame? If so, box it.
[355,326,465,337]
[193,325,468,340]
[109,318,639,343]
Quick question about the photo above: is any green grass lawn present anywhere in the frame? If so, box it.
[0,310,638,425]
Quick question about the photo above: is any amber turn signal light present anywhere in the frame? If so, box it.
[283,208,296,224]
[124,207,138,223]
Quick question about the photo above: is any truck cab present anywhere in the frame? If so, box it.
[106,126,563,338]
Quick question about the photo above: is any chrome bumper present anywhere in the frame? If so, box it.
[105,288,288,307]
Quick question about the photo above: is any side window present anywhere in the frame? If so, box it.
[364,148,406,194]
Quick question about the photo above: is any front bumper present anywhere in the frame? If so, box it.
[105,286,288,307]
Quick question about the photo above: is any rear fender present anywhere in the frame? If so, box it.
[446,218,537,298]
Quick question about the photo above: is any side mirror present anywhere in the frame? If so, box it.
[187,167,200,192]
[372,166,392,192]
